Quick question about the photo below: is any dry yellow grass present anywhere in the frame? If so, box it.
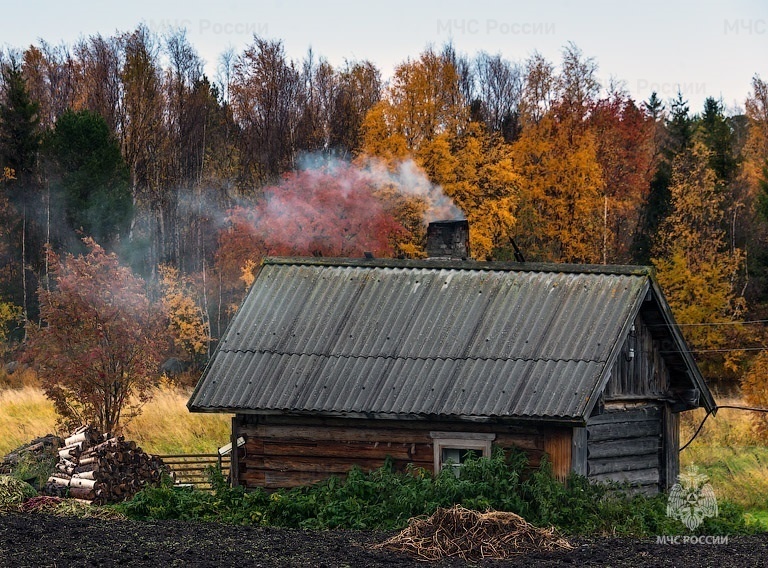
[0,385,230,457]
[0,386,58,455]
[122,386,231,455]
[681,399,768,509]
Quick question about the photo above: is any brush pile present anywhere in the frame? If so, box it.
[0,475,37,510]
[0,434,63,476]
[44,426,167,505]
[375,505,572,561]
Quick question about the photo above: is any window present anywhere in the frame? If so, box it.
[430,432,495,476]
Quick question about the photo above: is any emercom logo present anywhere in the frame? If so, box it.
[666,465,718,530]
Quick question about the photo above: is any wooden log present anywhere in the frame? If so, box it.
[587,437,660,460]
[68,486,95,500]
[587,421,661,442]
[46,476,70,487]
[589,467,660,485]
[588,454,660,476]
[64,432,88,447]
[69,477,98,490]
[58,446,80,460]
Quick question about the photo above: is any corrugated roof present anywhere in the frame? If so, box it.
[189,258,658,421]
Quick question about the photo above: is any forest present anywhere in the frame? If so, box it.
[1,24,768,416]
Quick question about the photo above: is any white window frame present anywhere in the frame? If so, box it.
[429,432,495,475]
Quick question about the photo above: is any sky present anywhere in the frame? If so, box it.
[3,0,767,113]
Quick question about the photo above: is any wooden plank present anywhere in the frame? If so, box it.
[588,406,661,425]
[571,427,587,476]
[587,420,661,442]
[662,405,680,491]
[587,437,660,459]
[231,416,240,488]
[543,430,571,482]
[242,424,431,444]
[245,456,432,474]
[252,440,434,462]
[588,454,660,476]
[241,469,331,489]
[493,434,544,451]
[589,467,660,485]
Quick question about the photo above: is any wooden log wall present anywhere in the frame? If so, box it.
[586,403,662,495]
[235,415,569,490]
[605,314,670,399]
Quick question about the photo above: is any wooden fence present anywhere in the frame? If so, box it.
[158,453,231,490]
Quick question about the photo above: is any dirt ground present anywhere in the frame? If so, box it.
[1,512,766,567]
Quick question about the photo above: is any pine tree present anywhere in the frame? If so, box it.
[0,57,42,328]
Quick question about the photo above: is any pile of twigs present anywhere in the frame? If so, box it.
[375,505,572,561]
[0,475,37,511]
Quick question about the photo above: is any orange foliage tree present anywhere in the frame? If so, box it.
[24,239,166,432]
[214,163,406,314]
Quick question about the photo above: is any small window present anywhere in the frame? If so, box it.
[430,432,495,477]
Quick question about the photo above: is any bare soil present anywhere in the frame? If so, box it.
[0,513,766,567]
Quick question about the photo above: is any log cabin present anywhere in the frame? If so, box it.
[188,221,715,495]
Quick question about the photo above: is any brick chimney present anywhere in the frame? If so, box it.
[426,220,470,259]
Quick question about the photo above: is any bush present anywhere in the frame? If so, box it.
[115,452,757,536]
[0,475,37,510]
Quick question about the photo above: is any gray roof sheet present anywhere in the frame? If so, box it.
[189,258,658,420]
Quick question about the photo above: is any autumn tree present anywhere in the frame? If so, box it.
[633,92,694,263]
[24,239,165,432]
[510,111,605,263]
[473,52,523,140]
[589,92,655,263]
[214,163,405,321]
[231,36,301,184]
[159,265,210,368]
[652,141,747,383]
[329,60,381,157]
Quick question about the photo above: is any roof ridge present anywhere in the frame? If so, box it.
[262,256,654,277]
[217,349,607,365]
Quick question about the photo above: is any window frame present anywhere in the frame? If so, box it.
[429,432,495,474]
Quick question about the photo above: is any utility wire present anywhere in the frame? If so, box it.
[661,346,768,354]
[680,404,768,452]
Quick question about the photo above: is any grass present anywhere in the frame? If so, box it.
[680,399,768,514]
[0,386,59,455]
[0,384,230,457]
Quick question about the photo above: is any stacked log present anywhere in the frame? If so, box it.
[44,426,167,504]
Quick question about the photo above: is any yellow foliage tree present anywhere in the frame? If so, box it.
[510,113,604,263]
[741,351,768,440]
[159,265,210,366]
[440,123,520,259]
[652,141,748,382]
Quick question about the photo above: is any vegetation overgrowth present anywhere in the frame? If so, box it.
[681,402,768,517]
[114,450,756,537]
[2,383,766,533]
[0,384,230,456]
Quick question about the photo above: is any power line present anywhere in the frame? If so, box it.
[680,404,768,452]
[660,346,768,354]
[649,319,768,328]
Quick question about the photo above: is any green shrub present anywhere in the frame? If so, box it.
[115,451,758,536]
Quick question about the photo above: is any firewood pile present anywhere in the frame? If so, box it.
[374,505,572,561]
[0,434,64,475]
[44,426,168,505]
